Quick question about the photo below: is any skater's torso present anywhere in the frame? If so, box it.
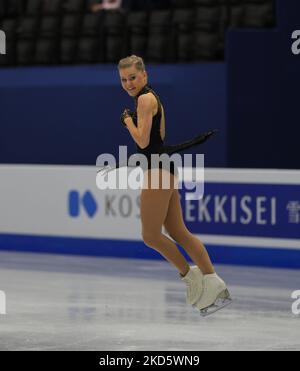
[132,84,164,157]
[131,85,177,177]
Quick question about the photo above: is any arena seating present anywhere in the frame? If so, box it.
[0,0,276,66]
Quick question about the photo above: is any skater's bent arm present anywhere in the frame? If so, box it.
[126,95,153,149]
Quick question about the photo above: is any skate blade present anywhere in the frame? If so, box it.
[200,290,233,317]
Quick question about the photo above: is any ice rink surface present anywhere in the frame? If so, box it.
[0,251,299,351]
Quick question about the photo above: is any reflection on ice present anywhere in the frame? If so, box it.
[0,252,299,351]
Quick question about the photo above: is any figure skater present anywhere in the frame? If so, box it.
[106,55,232,316]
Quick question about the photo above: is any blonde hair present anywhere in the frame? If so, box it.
[118,55,146,72]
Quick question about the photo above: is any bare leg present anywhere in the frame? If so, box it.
[140,170,190,276]
[164,189,215,275]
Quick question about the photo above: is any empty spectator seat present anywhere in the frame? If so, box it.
[243,1,275,28]
[42,0,63,16]
[17,16,39,40]
[126,11,148,57]
[172,9,193,62]
[40,16,61,39]
[147,10,172,62]
[61,14,82,37]
[26,0,42,16]
[103,10,127,63]
[35,38,58,64]
[16,39,35,65]
[76,36,99,63]
[60,37,78,64]
[81,13,102,37]
[63,0,86,14]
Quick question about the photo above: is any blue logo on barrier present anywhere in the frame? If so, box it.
[69,191,98,218]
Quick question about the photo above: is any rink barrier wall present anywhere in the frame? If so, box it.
[0,165,299,269]
[0,235,300,269]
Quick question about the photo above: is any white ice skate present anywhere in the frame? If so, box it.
[181,266,204,306]
[195,273,232,317]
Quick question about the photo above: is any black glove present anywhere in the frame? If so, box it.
[121,109,134,127]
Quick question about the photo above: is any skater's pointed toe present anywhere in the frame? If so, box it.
[181,268,232,316]
[195,274,232,316]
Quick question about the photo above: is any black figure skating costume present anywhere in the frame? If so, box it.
[98,84,217,175]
